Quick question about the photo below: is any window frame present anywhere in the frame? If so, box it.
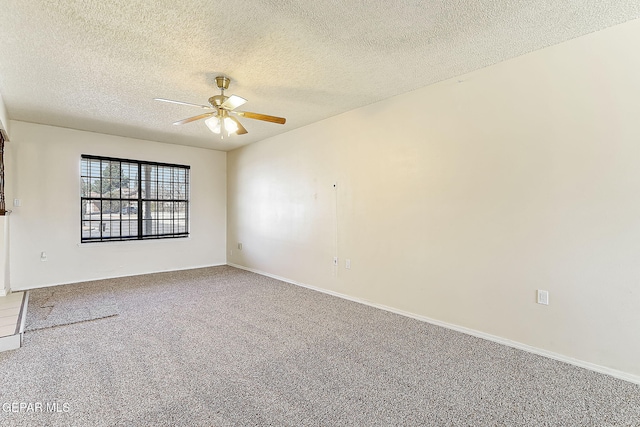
[80,154,190,243]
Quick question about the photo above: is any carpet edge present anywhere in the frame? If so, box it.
[24,313,119,332]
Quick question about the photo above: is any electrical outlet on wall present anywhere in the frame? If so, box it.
[537,290,549,305]
[333,256,338,266]
[238,243,243,250]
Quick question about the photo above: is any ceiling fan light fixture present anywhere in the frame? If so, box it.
[156,74,286,139]
[205,116,220,134]
[224,117,238,135]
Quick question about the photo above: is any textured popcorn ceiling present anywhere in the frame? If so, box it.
[0,1,639,151]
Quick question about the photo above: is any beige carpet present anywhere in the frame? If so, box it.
[24,282,118,332]
[1,265,639,426]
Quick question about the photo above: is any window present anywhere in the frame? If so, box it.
[81,155,190,243]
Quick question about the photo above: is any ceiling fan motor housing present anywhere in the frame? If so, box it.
[209,95,226,107]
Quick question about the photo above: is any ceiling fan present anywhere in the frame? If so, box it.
[155,76,286,138]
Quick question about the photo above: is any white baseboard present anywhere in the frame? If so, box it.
[0,289,6,297]
[228,263,640,386]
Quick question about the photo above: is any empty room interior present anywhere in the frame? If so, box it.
[1,1,640,425]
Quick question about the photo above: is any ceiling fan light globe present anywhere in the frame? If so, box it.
[224,117,238,135]
[205,116,221,134]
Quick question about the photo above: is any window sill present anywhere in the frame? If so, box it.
[77,236,192,248]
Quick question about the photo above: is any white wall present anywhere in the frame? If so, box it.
[8,121,226,289]
[228,18,640,379]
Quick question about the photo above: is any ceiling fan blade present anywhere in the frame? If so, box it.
[155,98,212,109]
[228,116,248,135]
[173,112,215,125]
[220,95,247,111]
[235,111,286,124]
